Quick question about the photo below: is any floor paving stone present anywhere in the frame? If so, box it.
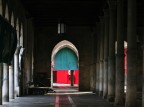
[0,87,115,107]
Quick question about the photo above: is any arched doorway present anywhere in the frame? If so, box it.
[51,40,79,88]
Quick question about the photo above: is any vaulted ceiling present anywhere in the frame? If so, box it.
[20,0,107,26]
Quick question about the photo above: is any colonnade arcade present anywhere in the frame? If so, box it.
[94,0,143,107]
[0,0,34,105]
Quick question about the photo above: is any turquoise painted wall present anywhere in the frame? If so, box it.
[55,48,78,70]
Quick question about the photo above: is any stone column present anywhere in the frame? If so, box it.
[70,70,74,86]
[14,47,21,97]
[96,62,99,93]
[0,63,2,104]
[99,17,104,96]
[143,45,144,107]
[115,0,125,105]
[143,21,144,107]
[90,34,96,92]
[96,23,100,93]
[2,63,9,102]
[125,0,137,106]
[108,0,117,102]
[103,9,109,99]
[9,63,14,99]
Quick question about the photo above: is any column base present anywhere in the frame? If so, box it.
[99,91,103,96]
[15,87,20,97]
[108,95,115,102]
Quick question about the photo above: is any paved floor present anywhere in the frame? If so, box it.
[0,86,115,107]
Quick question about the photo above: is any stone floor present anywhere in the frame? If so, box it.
[0,86,115,107]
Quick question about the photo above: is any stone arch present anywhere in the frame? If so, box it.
[51,40,79,87]
[51,40,79,62]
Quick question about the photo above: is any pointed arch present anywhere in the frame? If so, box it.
[5,4,9,20]
[51,40,79,62]
[20,23,23,47]
[10,12,14,27]
[16,18,20,46]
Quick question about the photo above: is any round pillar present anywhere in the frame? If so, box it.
[103,9,109,99]
[99,60,103,96]
[108,0,117,102]
[9,65,14,99]
[14,54,19,97]
[99,17,104,96]
[125,0,137,106]
[143,45,144,107]
[115,0,125,105]
[0,63,2,104]
[96,23,100,93]
[2,63,9,102]
[96,62,99,93]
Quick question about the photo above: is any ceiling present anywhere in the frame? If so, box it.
[19,0,143,27]
[20,0,107,26]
